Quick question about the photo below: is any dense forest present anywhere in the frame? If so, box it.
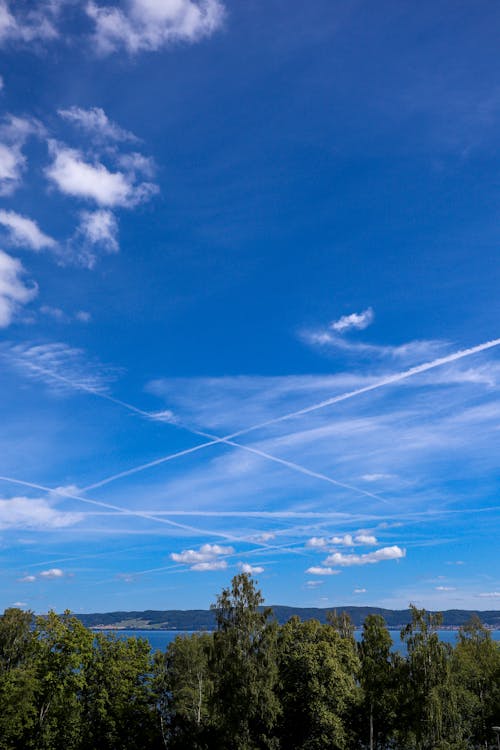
[1,574,499,750]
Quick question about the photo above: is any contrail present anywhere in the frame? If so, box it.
[84,337,500,492]
[0,475,262,545]
[5,345,377,501]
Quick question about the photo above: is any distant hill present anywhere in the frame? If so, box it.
[76,606,500,631]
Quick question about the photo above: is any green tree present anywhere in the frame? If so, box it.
[0,608,39,750]
[31,610,94,750]
[452,615,500,748]
[153,632,213,749]
[210,573,280,750]
[358,614,397,750]
[81,632,159,750]
[278,616,360,750]
[398,605,464,750]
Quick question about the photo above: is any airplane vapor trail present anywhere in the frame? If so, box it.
[84,337,500,492]
[0,475,260,545]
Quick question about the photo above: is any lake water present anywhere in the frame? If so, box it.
[103,629,500,654]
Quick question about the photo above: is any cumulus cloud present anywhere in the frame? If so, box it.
[0,249,37,326]
[86,0,225,55]
[58,106,138,142]
[0,209,56,251]
[18,575,36,583]
[39,568,64,578]
[45,141,158,207]
[353,534,378,545]
[306,536,328,548]
[353,588,367,593]
[171,543,233,570]
[238,562,264,574]
[307,533,378,548]
[306,566,340,576]
[331,308,374,334]
[0,495,83,530]
[435,586,456,591]
[324,545,405,567]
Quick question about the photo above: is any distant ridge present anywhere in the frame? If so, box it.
[75,606,500,631]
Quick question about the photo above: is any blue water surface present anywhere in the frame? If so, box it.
[103,629,500,655]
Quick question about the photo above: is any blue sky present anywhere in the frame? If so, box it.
[1,0,500,614]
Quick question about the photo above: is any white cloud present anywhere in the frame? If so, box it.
[308,533,377,548]
[87,0,225,55]
[0,0,59,46]
[0,142,23,194]
[46,142,158,207]
[435,586,456,591]
[0,209,56,251]
[306,536,328,548]
[0,249,37,327]
[238,562,264,574]
[254,531,275,543]
[58,106,138,142]
[4,341,114,394]
[40,305,68,322]
[324,545,405,567]
[0,495,83,530]
[0,116,43,195]
[18,575,36,583]
[354,534,378,545]
[0,75,3,91]
[353,588,367,593]
[75,310,91,323]
[12,601,27,607]
[117,151,155,178]
[191,560,227,571]
[305,580,324,588]
[361,473,394,482]
[478,591,500,598]
[331,307,374,334]
[171,543,233,570]
[306,566,340,576]
[39,568,64,578]
[71,209,119,268]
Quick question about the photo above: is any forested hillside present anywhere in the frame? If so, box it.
[1,574,499,750]
[77,604,500,630]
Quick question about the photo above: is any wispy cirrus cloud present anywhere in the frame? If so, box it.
[331,307,374,333]
[87,0,225,55]
[58,106,139,143]
[2,341,115,394]
[0,114,44,195]
[0,249,37,326]
[0,209,56,251]
[0,0,60,46]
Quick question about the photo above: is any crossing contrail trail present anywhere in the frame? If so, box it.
[83,337,500,492]
[0,475,263,546]
[8,344,388,503]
